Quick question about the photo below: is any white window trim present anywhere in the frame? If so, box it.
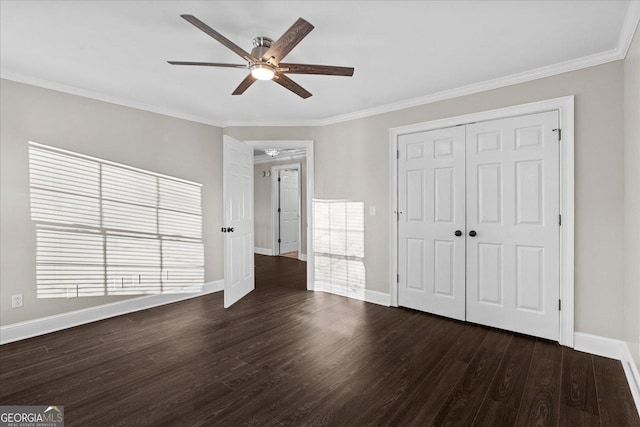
[388,96,575,347]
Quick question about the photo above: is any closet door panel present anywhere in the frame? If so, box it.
[466,111,560,340]
[397,127,466,320]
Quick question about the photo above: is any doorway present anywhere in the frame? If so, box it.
[248,140,314,291]
[271,164,301,258]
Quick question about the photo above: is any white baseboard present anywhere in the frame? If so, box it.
[0,280,223,345]
[298,253,307,262]
[622,343,640,417]
[574,332,627,358]
[574,332,640,415]
[364,289,391,306]
[314,282,390,307]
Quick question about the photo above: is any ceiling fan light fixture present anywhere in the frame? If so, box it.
[250,63,275,80]
[264,148,280,157]
[170,15,354,98]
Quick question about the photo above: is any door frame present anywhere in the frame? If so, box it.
[388,96,575,347]
[271,163,302,257]
[246,140,315,291]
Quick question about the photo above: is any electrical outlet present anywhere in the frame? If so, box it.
[11,294,23,308]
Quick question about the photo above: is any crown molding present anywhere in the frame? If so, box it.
[221,120,323,127]
[319,48,624,126]
[0,71,225,128]
[619,1,640,58]
[3,5,638,129]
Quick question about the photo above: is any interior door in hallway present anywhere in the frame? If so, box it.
[397,126,466,320]
[465,111,560,340]
[279,169,299,254]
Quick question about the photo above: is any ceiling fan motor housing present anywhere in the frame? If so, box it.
[251,37,273,62]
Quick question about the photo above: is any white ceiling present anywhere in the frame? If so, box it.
[0,1,636,126]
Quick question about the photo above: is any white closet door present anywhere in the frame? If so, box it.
[279,169,299,254]
[398,126,466,320]
[466,111,560,340]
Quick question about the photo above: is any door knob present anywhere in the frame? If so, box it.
[469,230,477,237]
[454,230,462,236]
[228,227,234,233]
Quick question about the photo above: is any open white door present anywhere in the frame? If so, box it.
[223,135,254,308]
[279,169,300,254]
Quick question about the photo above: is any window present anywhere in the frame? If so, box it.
[29,142,204,298]
[313,199,365,298]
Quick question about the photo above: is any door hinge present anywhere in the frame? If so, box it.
[278,208,281,213]
[559,214,562,226]
[552,128,561,142]
[397,150,400,159]
[278,238,281,243]
[278,177,281,182]
[558,299,562,311]
[397,274,399,283]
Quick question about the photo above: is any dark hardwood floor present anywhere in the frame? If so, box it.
[1,254,638,426]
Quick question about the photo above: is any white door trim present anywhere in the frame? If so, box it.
[389,96,575,347]
[270,163,301,256]
[247,140,315,291]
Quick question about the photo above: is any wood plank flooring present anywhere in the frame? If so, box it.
[1,254,638,426]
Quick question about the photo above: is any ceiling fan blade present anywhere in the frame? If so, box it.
[168,61,247,68]
[273,74,312,99]
[278,63,354,76]
[262,18,314,64]
[232,74,257,95]
[181,15,257,62]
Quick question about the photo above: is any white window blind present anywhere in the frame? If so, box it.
[29,142,205,298]
[313,199,365,298]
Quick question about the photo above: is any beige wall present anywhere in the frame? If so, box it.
[624,24,640,367]
[1,58,632,343]
[322,62,626,340]
[0,79,224,326]
[230,62,627,341]
[254,158,307,254]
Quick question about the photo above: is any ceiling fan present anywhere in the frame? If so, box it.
[168,15,354,99]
